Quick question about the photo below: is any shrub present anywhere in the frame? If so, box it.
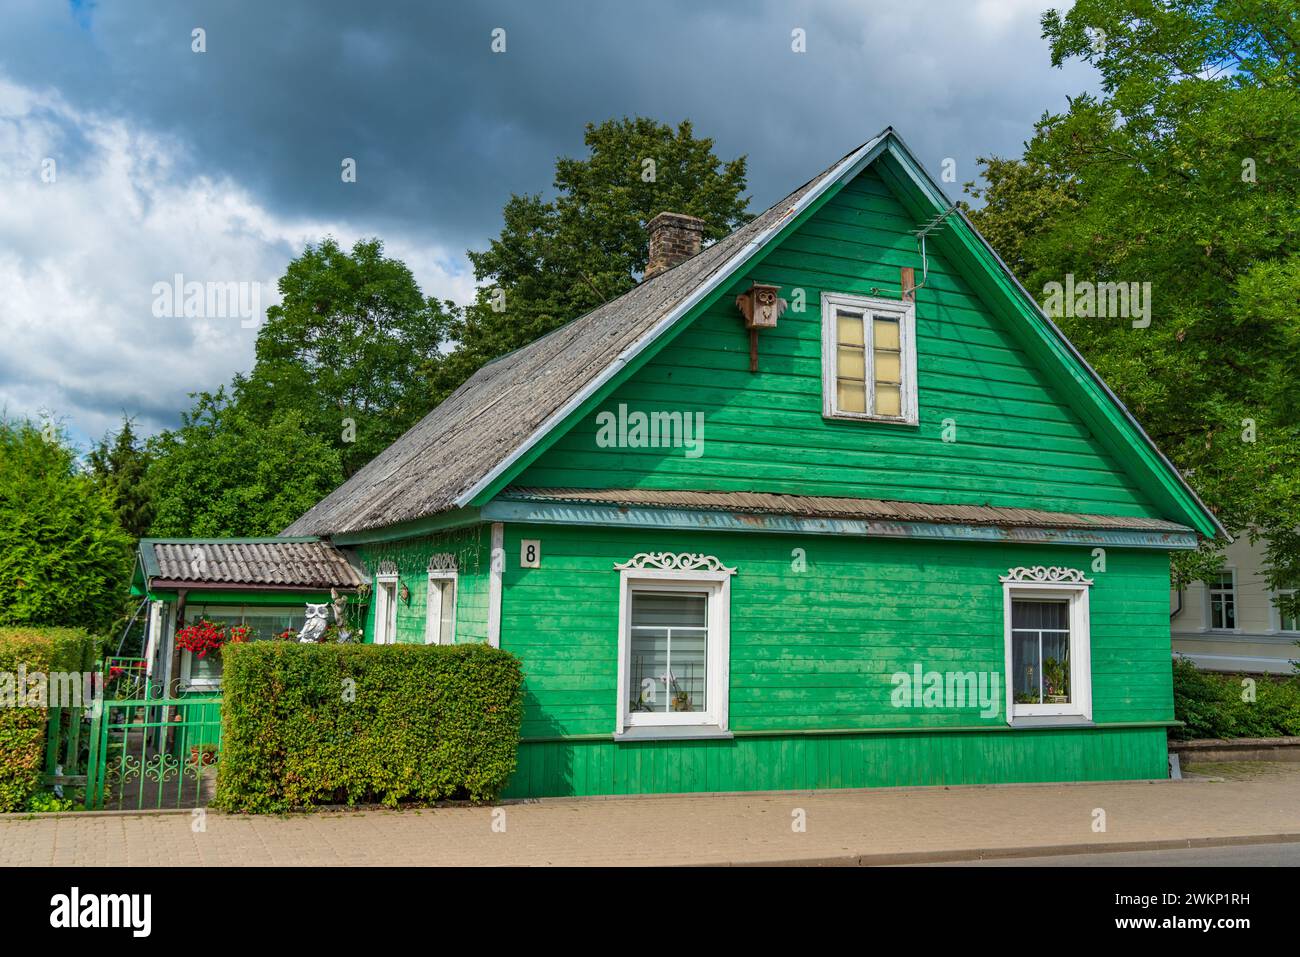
[0,627,98,812]
[0,419,133,634]
[1171,656,1300,740]
[214,642,525,812]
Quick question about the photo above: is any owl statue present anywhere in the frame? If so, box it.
[298,603,329,643]
[330,588,352,642]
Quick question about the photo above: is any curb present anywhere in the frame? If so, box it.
[720,832,1300,867]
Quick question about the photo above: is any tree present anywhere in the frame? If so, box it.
[234,238,457,476]
[88,415,154,539]
[965,0,1300,592]
[0,419,133,633]
[432,118,752,398]
[147,389,343,538]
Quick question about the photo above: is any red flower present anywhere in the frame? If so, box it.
[174,619,238,658]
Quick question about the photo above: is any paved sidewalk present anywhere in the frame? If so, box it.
[3,765,1298,866]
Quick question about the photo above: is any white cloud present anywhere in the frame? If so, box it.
[0,76,475,447]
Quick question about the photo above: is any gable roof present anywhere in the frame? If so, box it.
[138,538,365,589]
[283,128,1224,540]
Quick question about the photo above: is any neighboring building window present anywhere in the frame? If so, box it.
[1000,569,1092,721]
[821,291,917,424]
[1274,589,1298,633]
[615,553,734,735]
[425,572,457,645]
[373,574,398,644]
[1208,571,1237,630]
[180,603,304,688]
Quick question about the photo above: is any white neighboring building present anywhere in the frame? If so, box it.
[1170,534,1299,674]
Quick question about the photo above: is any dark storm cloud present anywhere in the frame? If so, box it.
[0,0,1096,443]
[6,1,1094,249]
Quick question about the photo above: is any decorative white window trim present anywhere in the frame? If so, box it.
[999,566,1094,586]
[1002,576,1092,722]
[375,559,398,578]
[424,570,458,645]
[614,553,733,736]
[820,291,918,425]
[427,553,457,573]
[614,552,737,574]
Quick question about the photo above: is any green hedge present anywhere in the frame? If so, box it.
[1171,656,1300,740]
[214,642,525,812]
[0,627,98,812]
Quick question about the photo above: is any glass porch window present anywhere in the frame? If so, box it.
[183,604,305,685]
[628,591,708,715]
[1011,599,1071,705]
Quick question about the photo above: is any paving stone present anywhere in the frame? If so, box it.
[4,765,1299,866]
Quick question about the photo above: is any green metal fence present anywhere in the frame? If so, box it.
[85,690,223,811]
[103,656,151,700]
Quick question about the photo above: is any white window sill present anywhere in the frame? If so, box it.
[1008,715,1094,729]
[614,726,733,742]
[822,411,919,427]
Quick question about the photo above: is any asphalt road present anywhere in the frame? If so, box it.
[920,841,1300,866]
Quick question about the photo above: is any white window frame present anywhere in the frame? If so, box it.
[424,571,458,645]
[615,557,733,735]
[180,649,222,690]
[1204,567,1239,633]
[1002,576,1092,722]
[373,572,399,645]
[1270,587,1298,634]
[821,291,918,425]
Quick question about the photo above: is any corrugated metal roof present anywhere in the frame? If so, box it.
[503,488,1193,533]
[280,136,885,537]
[142,539,365,588]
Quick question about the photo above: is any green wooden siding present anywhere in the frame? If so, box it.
[495,522,1173,796]
[504,726,1170,798]
[353,529,491,645]
[518,166,1161,520]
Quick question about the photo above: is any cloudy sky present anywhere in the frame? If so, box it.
[0,0,1095,447]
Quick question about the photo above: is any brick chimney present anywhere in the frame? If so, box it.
[645,212,705,280]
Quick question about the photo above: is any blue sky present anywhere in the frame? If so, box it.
[0,1,1094,447]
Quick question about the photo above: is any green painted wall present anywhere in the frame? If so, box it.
[495,522,1173,797]
[353,527,491,645]
[504,726,1170,799]
[519,166,1161,520]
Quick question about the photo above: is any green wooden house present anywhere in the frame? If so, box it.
[274,128,1221,798]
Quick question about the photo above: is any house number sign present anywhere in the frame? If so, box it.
[520,540,541,568]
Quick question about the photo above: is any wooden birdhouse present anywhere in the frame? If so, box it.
[735,282,787,372]
[736,282,786,329]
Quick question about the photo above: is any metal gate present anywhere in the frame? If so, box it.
[85,690,223,810]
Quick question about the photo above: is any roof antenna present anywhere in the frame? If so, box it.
[909,203,961,297]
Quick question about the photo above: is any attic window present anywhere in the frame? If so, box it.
[821,292,917,425]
